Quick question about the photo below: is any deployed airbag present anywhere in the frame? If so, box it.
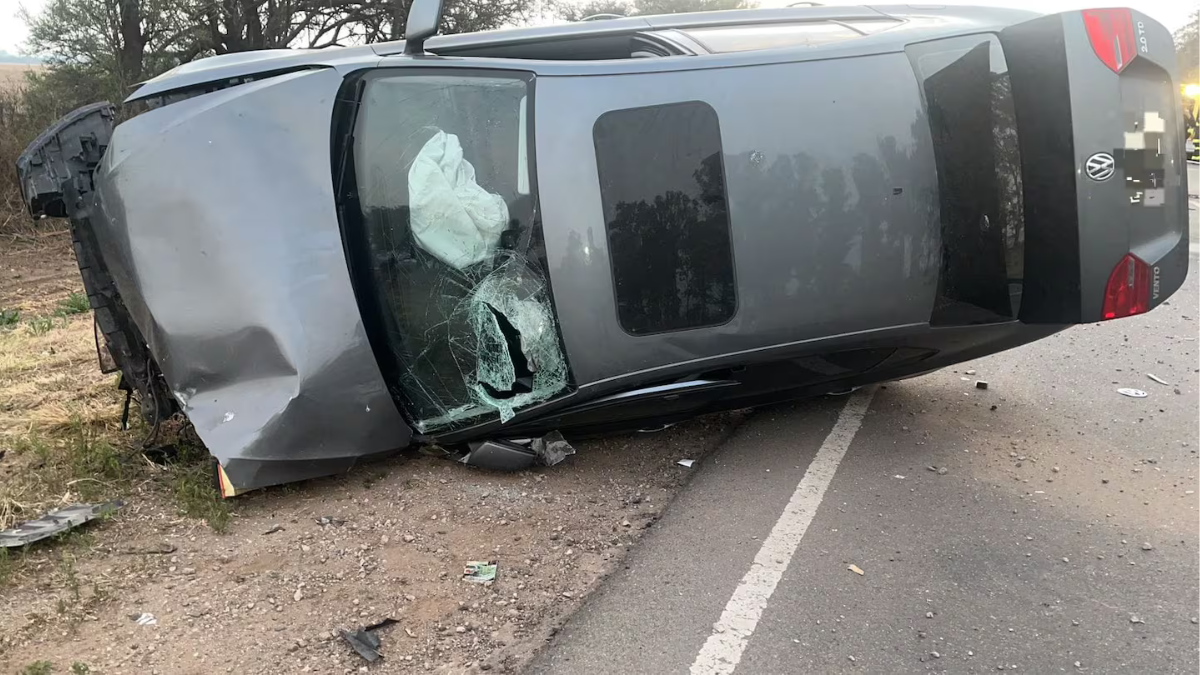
[408,130,510,269]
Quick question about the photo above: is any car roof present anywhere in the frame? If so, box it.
[126,4,1038,102]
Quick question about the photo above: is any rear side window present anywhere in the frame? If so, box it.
[593,101,737,335]
[908,35,1025,324]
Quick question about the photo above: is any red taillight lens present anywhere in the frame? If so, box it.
[1082,8,1137,73]
[1101,253,1151,320]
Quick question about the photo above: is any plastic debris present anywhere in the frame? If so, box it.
[677,459,696,468]
[263,523,285,535]
[0,502,122,548]
[975,380,988,390]
[339,618,399,662]
[1146,373,1171,386]
[463,561,497,583]
[848,564,865,575]
[893,475,906,479]
[531,431,576,467]
[1118,388,1148,398]
[130,612,157,626]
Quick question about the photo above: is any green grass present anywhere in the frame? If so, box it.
[172,460,230,532]
[55,292,90,317]
[167,438,231,532]
[0,307,19,328]
[24,315,55,335]
[21,661,53,675]
[71,664,90,675]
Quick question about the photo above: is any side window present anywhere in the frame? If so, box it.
[593,101,737,335]
[908,35,1025,323]
[349,71,570,431]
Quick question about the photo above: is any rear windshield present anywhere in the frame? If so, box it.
[908,35,1026,324]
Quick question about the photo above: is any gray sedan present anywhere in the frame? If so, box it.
[17,3,1190,493]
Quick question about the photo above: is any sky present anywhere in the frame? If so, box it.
[0,0,1194,55]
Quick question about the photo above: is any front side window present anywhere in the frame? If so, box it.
[349,71,568,431]
[593,101,737,335]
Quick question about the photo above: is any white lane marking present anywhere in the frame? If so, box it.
[690,388,876,675]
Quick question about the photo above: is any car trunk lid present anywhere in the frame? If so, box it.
[1000,8,1188,324]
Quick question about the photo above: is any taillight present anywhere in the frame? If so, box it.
[1101,253,1151,320]
[1082,8,1137,73]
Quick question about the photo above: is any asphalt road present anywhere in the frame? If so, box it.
[529,207,1200,674]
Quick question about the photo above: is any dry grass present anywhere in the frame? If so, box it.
[0,313,130,528]
[0,314,121,436]
[0,234,230,556]
[0,64,42,92]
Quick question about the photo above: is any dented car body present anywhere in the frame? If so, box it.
[17,5,1189,493]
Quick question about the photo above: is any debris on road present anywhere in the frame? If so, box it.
[130,613,157,626]
[339,618,399,662]
[0,502,122,548]
[893,474,906,479]
[975,381,989,390]
[531,431,576,467]
[848,564,865,576]
[1141,542,1154,551]
[1130,615,1145,624]
[463,561,498,583]
[926,466,948,475]
[316,516,345,526]
[263,523,285,535]
[677,459,696,468]
[1117,388,1148,398]
[1146,373,1171,386]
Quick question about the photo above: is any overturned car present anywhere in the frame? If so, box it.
[17,3,1189,494]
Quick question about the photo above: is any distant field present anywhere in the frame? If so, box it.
[0,63,42,90]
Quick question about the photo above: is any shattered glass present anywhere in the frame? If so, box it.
[353,72,570,432]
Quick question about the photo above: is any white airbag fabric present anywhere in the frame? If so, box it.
[408,131,509,269]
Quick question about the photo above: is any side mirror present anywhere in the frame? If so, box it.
[403,0,445,55]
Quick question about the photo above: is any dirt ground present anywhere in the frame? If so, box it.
[0,232,744,673]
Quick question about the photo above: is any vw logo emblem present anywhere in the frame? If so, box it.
[1086,152,1115,181]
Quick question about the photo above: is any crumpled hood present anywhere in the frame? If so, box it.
[94,68,411,492]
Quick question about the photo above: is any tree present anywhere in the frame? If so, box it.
[328,0,538,43]
[631,0,748,15]
[557,0,748,22]
[556,0,631,22]
[190,0,372,53]
[1174,11,1198,85]
[22,0,196,98]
